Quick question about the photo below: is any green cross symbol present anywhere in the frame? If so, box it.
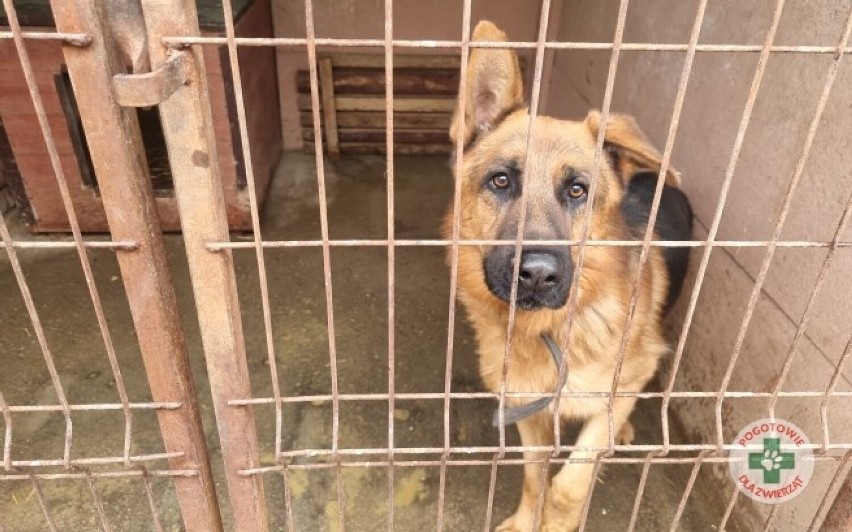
[748,438,795,484]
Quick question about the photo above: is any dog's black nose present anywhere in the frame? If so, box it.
[518,252,562,293]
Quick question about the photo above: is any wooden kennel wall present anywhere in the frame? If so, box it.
[0,0,281,232]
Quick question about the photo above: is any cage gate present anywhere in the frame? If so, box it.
[3,0,852,531]
[48,0,269,530]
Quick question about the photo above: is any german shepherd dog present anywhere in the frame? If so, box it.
[444,22,692,531]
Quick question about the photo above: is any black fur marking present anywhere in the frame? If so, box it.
[620,171,693,313]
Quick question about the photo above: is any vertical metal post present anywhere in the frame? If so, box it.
[48,2,222,531]
[139,1,269,531]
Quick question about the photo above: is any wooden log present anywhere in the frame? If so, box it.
[300,111,451,130]
[297,94,456,113]
[296,67,459,96]
[322,53,460,69]
[302,128,450,144]
[304,142,452,155]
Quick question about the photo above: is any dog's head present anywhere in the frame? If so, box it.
[446,21,679,316]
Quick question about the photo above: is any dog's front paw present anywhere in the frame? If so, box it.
[616,420,635,446]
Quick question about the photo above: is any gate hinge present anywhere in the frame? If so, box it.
[112,51,191,107]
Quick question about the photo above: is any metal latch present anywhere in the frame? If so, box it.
[104,0,191,108]
[113,51,191,107]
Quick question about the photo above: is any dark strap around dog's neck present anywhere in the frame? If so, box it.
[491,333,569,427]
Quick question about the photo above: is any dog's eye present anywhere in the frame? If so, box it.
[567,183,588,199]
[490,173,510,190]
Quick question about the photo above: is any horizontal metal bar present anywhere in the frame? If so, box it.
[9,451,183,468]
[268,443,852,460]
[5,402,181,412]
[207,239,852,250]
[0,31,90,45]
[229,389,852,406]
[0,469,197,481]
[240,453,849,475]
[0,240,137,250]
[162,35,852,55]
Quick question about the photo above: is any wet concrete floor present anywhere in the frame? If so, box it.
[0,153,737,531]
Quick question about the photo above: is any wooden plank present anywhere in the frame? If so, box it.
[300,111,451,130]
[303,127,449,144]
[323,53,460,69]
[304,142,451,155]
[297,93,456,113]
[342,142,451,155]
[296,67,459,96]
[318,57,339,157]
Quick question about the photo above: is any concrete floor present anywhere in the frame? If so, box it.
[0,153,736,531]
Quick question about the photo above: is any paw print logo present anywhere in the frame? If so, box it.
[760,449,784,471]
[748,439,795,484]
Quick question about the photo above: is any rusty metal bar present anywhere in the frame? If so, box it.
[626,454,654,531]
[808,451,852,531]
[715,2,852,448]
[138,0,267,530]
[140,468,166,532]
[303,0,347,528]
[239,452,846,474]
[382,1,397,530]
[668,452,706,531]
[49,2,222,529]
[768,187,852,418]
[4,402,180,412]
[0,469,197,481]
[1,0,80,469]
[762,504,780,532]
[218,0,283,486]
[666,0,785,451]
[821,455,852,532]
[718,488,739,531]
[0,30,91,45]
[258,441,852,459]
[549,0,629,445]
[0,241,137,250]
[206,238,852,249]
[161,34,852,55]
[280,469,296,532]
[576,455,603,532]
[0,392,10,471]
[30,475,58,532]
[84,471,114,532]
[608,0,707,447]
[437,1,472,527]
[230,389,852,405]
[498,0,553,444]
[821,334,852,450]
[624,1,708,527]
[10,0,138,470]
[8,451,182,469]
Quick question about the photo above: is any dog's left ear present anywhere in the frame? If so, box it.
[585,110,682,188]
[450,21,524,148]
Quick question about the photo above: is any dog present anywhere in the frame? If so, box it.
[444,21,693,531]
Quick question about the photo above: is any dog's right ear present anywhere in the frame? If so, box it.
[450,21,524,148]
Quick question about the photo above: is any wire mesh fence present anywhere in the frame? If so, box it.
[1,0,851,530]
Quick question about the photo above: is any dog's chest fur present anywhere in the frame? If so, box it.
[466,293,667,422]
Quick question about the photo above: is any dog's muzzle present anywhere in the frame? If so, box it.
[484,247,572,309]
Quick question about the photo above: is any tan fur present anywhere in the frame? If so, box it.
[445,21,680,532]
